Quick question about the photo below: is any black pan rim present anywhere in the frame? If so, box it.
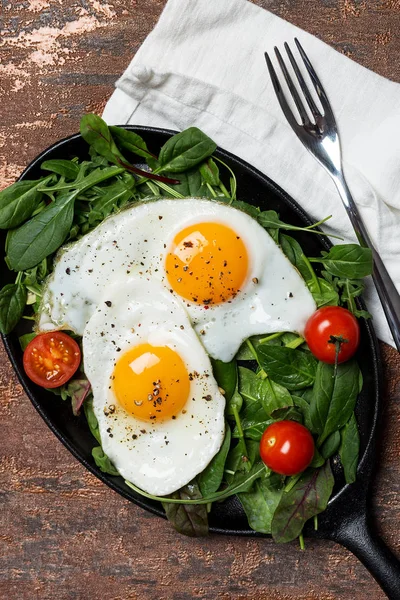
[1,125,382,537]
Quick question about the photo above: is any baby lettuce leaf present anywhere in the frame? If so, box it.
[162,480,209,537]
[238,366,293,415]
[271,462,334,543]
[41,159,80,180]
[0,283,27,335]
[0,179,49,230]
[158,127,217,173]
[310,360,360,445]
[257,346,317,390]
[198,424,231,496]
[237,472,285,534]
[311,245,373,279]
[6,191,76,271]
[92,446,119,476]
[339,412,360,484]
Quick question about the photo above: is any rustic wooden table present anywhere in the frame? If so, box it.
[1,1,399,599]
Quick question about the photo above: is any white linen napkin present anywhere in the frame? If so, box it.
[103,0,400,348]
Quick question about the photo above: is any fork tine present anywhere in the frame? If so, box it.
[273,47,312,126]
[284,42,321,119]
[294,38,334,120]
[264,52,301,132]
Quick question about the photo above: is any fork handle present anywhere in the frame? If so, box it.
[333,172,400,352]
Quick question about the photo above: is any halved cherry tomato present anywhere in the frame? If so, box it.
[304,306,360,364]
[260,420,314,476]
[23,332,81,388]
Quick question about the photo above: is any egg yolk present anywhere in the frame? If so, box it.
[165,222,248,305]
[112,344,190,423]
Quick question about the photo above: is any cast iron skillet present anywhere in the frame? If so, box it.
[2,127,400,599]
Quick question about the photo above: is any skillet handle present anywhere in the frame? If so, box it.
[331,511,400,600]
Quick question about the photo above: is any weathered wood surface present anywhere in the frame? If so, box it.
[0,1,399,599]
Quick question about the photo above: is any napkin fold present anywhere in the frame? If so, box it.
[103,0,400,348]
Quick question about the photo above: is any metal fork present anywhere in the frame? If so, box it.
[265,39,400,351]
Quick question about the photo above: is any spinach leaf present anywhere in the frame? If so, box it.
[19,331,37,351]
[270,406,303,423]
[307,277,339,308]
[0,179,47,229]
[41,159,80,180]
[320,430,341,459]
[310,447,325,468]
[162,168,210,198]
[198,424,231,496]
[311,245,373,279]
[162,480,209,537]
[238,473,285,534]
[257,345,317,390]
[92,446,119,476]
[310,360,360,445]
[109,126,156,161]
[238,366,293,415]
[211,358,237,401]
[6,191,76,271]
[80,114,126,165]
[339,412,359,484]
[225,439,260,482]
[0,283,27,334]
[232,402,272,441]
[292,395,315,432]
[83,398,101,444]
[271,462,334,543]
[199,158,220,186]
[279,234,312,282]
[158,127,217,173]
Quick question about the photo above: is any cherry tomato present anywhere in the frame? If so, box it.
[304,306,360,364]
[260,420,314,476]
[23,332,81,388]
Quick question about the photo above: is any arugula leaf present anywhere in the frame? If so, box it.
[0,179,49,230]
[6,192,76,271]
[91,178,134,218]
[41,159,80,180]
[238,366,293,415]
[339,412,360,484]
[238,473,284,534]
[158,127,217,173]
[310,360,360,445]
[271,462,334,543]
[198,424,231,496]
[162,480,209,537]
[257,346,317,390]
[83,398,101,444]
[92,446,119,476]
[310,245,373,279]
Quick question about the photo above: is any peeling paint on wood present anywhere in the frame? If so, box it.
[1,1,400,599]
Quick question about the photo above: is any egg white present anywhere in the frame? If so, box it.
[38,198,316,361]
[83,276,225,496]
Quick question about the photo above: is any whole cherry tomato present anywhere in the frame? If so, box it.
[304,306,360,364]
[23,332,81,388]
[260,420,314,476]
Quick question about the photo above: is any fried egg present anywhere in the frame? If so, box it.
[38,198,316,361]
[83,276,225,496]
